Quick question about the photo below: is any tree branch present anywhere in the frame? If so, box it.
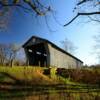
[77,0,91,5]
[64,14,79,26]
[23,0,47,15]
[64,11,100,26]
[0,1,32,12]
[78,12,100,15]
[0,0,49,16]
[77,0,87,5]
[13,0,19,4]
[88,16,100,23]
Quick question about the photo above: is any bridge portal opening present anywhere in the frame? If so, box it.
[27,43,47,67]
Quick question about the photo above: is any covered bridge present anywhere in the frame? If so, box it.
[22,36,83,68]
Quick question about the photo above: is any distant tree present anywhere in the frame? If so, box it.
[64,0,100,26]
[0,43,21,66]
[93,34,100,63]
[0,44,8,65]
[60,38,77,55]
[7,44,20,67]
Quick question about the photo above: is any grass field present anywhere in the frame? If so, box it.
[0,66,56,84]
[0,66,100,85]
[0,66,80,84]
[0,66,100,100]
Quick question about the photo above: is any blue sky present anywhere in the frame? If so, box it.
[0,0,99,65]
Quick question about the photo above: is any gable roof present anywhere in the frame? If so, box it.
[22,36,83,63]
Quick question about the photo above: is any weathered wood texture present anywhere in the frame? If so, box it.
[47,44,82,68]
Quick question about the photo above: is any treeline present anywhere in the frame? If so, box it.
[56,67,100,85]
[0,43,26,67]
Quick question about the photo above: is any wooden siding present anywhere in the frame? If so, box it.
[47,44,82,68]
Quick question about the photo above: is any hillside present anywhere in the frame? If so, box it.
[0,66,100,85]
[0,66,59,85]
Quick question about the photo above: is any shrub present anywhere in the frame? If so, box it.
[56,68,100,85]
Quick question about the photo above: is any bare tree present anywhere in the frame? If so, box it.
[0,44,8,65]
[93,34,100,63]
[0,43,21,66]
[60,38,77,55]
[64,0,100,26]
[7,44,20,67]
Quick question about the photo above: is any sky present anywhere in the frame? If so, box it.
[0,0,100,65]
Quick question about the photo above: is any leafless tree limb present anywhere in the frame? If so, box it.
[64,14,79,26]
[23,0,50,15]
[64,11,100,26]
[77,0,90,5]
[0,1,33,13]
[87,16,100,23]
[0,0,51,30]
[44,15,57,32]
[0,0,50,16]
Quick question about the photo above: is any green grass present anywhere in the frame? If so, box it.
[0,66,100,85]
[0,66,74,84]
[0,66,58,84]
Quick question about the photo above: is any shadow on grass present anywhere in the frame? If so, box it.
[0,72,28,85]
[0,89,100,100]
[0,72,100,100]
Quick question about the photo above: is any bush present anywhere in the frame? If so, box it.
[56,68,100,85]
